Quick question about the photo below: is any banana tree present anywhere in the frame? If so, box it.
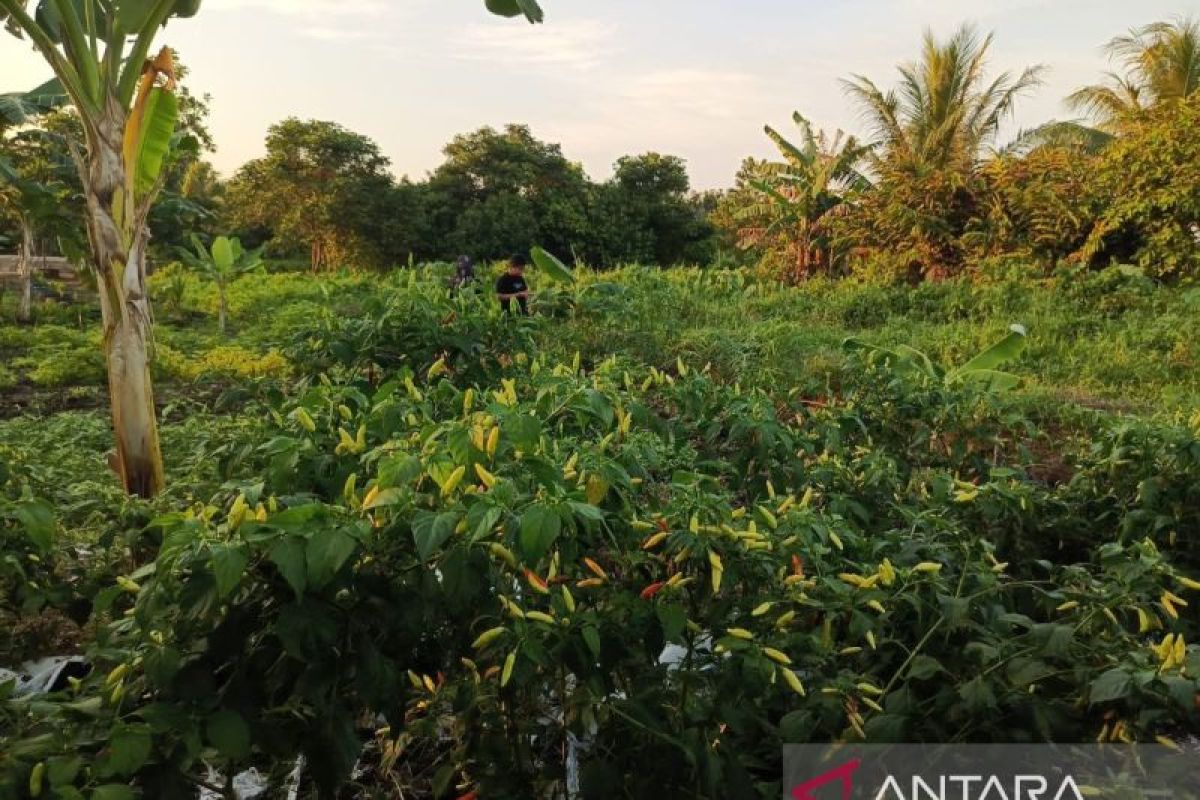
[735,112,870,282]
[180,233,262,334]
[1,0,546,497]
[0,1,204,496]
[843,324,1029,391]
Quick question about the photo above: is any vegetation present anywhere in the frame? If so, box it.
[1,4,1199,799]
[178,235,263,334]
[2,264,1199,798]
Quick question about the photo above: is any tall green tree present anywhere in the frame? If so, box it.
[424,124,590,260]
[224,118,398,270]
[1068,17,1200,130]
[591,152,714,266]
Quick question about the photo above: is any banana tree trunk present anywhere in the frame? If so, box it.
[217,283,227,334]
[81,102,165,497]
[17,215,33,324]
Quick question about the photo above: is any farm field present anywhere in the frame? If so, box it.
[2,264,1198,797]
[3,0,1200,796]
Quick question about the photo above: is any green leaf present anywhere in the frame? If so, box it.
[950,324,1027,380]
[92,786,136,800]
[779,710,818,742]
[132,87,179,197]
[411,511,457,562]
[1088,669,1133,704]
[531,246,575,284]
[270,537,307,598]
[306,528,357,588]
[582,625,601,658]
[906,655,944,680]
[46,755,83,786]
[117,0,162,31]
[503,414,543,450]
[519,504,560,562]
[210,545,248,599]
[304,705,362,796]
[13,499,54,553]
[174,0,202,18]
[274,602,337,661]
[656,603,686,643]
[207,710,251,760]
[144,646,181,686]
[1006,657,1052,688]
[958,676,996,711]
[468,504,503,543]
[211,236,234,271]
[485,0,543,23]
[99,725,152,778]
[1162,676,1196,712]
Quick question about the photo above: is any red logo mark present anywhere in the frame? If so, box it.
[791,759,863,800]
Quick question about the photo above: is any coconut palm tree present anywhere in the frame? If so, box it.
[843,24,1046,175]
[735,112,870,282]
[1068,17,1200,130]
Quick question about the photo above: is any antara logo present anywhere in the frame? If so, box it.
[791,760,1087,800]
[792,759,863,800]
[872,774,1086,800]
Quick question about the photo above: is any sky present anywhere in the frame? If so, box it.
[0,0,1193,189]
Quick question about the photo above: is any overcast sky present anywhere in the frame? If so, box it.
[0,0,1192,189]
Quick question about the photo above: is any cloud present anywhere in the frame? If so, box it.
[454,19,619,70]
[620,69,772,120]
[205,0,387,15]
[297,27,379,42]
[537,68,787,188]
[204,0,394,42]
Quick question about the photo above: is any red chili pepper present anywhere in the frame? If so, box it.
[640,581,666,600]
[792,555,805,577]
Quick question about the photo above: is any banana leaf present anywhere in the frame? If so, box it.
[841,338,929,378]
[951,324,1027,377]
[212,236,234,271]
[485,0,543,23]
[116,0,162,32]
[955,369,1022,392]
[130,86,179,198]
[531,246,575,285]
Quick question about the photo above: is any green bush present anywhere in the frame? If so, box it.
[2,351,1197,798]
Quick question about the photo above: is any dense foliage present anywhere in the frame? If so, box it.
[222,123,718,271]
[717,20,1200,283]
[2,267,1199,798]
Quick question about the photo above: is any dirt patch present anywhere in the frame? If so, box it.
[0,609,85,664]
[0,381,237,420]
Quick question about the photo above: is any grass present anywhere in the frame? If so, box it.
[2,261,1196,417]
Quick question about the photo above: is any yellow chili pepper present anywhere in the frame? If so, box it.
[472,627,507,650]
[763,647,792,665]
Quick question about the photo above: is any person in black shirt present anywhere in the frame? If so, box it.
[496,254,531,315]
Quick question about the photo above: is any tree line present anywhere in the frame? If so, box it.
[6,17,1197,287]
[219,120,719,270]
